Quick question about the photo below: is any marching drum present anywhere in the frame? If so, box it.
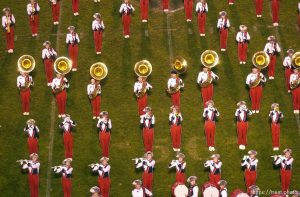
[270,195,286,197]
[230,189,250,197]
[172,182,188,197]
[202,182,219,197]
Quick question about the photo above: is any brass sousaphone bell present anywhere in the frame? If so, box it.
[17,55,36,73]
[90,62,108,81]
[200,50,219,69]
[54,56,72,75]
[292,52,300,68]
[134,60,152,77]
[252,51,270,69]
[171,56,188,74]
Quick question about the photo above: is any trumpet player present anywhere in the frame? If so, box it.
[167,71,184,107]
[283,49,294,93]
[139,151,155,191]
[203,100,219,152]
[195,0,208,36]
[290,68,300,114]
[140,107,155,152]
[132,179,153,197]
[87,78,101,119]
[264,35,281,79]
[246,67,267,113]
[92,13,105,55]
[66,26,80,71]
[59,115,76,158]
[17,71,33,115]
[140,0,149,22]
[169,152,186,183]
[2,8,15,53]
[49,0,60,25]
[271,0,280,26]
[61,158,73,197]
[119,0,135,38]
[90,186,101,197]
[204,154,222,186]
[184,0,193,22]
[218,180,228,197]
[97,111,112,157]
[42,41,57,86]
[187,176,199,197]
[241,150,258,193]
[24,119,39,154]
[52,73,69,118]
[27,0,40,37]
[169,105,183,152]
[197,67,219,107]
[97,157,111,197]
[235,101,252,150]
[248,185,260,197]
[134,76,152,116]
[269,103,283,151]
[236,25,250,64]
[273,148,294,193]
[217,11,230,51]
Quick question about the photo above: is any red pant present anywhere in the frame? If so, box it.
[28,137,38,154]
[62,177,72,197]
[170,125,181,149]
[255,0,263,15]
[137,94,148,115]
[280,169,291,192]
[29,15,39,34]
[143,128,154,152]
[237,121,248,145]
[271,123,280,148]
[284,68,292,91]
[175,172,186,183]
[72,0,79,13]
[162,0,169,10]
[201,84,213,107]
[140,0,149,20]
[271,0,279,23]
[91,96,101,117]
[197,13,206,34]
[219,29,228,50]
[44,59,54,83]
[292,87,300,110]
[238,43,248,62]
[93,31,103,53]
[29,174,39,197]
[55,90,67,115]
[204,120,216,147]
[63,132,73,158]
[122,15,131,36]
[68,44,78,69]
[249,86,263,110]
[268,55,277,77]
[99,132,111,157]
[184,0,193,20]
[98,177,111,197]
[142,172,153,191]
[209,173,221,186]
[52,3,60,22]
[4,27,14,50]
[171,91,180,107]
[228,0,234,3]
[20,89,31,113]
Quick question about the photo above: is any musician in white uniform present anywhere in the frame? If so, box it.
[141,151,155,191]
[97,111,112,157]
[61,158,73,197]
[17,72,33,115]
[269,103,283,151]
[264,35,281,79]
[119,0,135,38]
[217,11,230,51]
[290,68,300,114]
[90,186,101,197]
[218,180,228,197]
[87,78,101,119]
[59,115,76,158]
[97,157,111,197]
[283,49,294,93]
[42,41,57,86]
[134,76,152,115]
[49,0,60,25]
[236,25,250,64]
[66,26,80,71]
[2,8,15,53]
[241,150,258,193]
[132,179,153,197]
[27,153,40,197]
[27,0,40,37]
[204,154,222,186]
[24,119,39,154]
[187,176,199,197]
[52,73,69,118]
[167,71,184,107]
[195,0,208,36]
[248,185,260,197]
[92,13,105,54]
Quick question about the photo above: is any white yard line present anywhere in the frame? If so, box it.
[169,7,184,13]
[166,14,174,64]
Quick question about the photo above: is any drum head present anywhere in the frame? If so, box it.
[231,189,250,197]
[202,182,219,197]
[174,184,188,197]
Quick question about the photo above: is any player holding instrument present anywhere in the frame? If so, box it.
[203,100,219,151]
[264,35,281,79]
[204,154,222,186]
[217,11,230,51]
[66,26,80,71]
[269,103,283,151]
[52,73,69,118]
[2,8,15,53]
[132,179,153,197]
[92,13,105,55]
[27,0,40,37]
[49,0,60,25]
[87,78,101,119]
[184,0,193,22]
[168,152,186,183]
[195,0,208,36]
[59,115,76,158]
[218,180,228,196]
[187,176,199,197]
[42,41,57,86]
[24,119,39,154]
[290,68,300,114]
[134,76,152,116]
[97,111,112,157]
[241,150,258,193]
[119,0,135,38]
[236,25,250,64]
[169,105,183,152]
[283,49,294,93]
[140,0,149,22]
[17,71,34,116]
[167,71,184,107]
[140,107,155,152]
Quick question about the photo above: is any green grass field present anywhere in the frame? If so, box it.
[0,0,300,196]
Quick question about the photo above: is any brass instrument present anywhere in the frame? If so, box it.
[292,52,300,69]
[200,74,213,88]
[252,51,270,69]
[200,50,219,68]
[17,55,35,90]
[171,56,188,74]
[54,56,72,75]
[134,60,152,98]
[6,16,10,33]
[290,77,300,90]
[166,80,184,94]
[89,62,108,99]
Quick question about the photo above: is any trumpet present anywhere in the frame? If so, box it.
[88,163,101,172]
[132,158,145,169]
[52,165,65,173]
[204,160,212,168]
[168,160,177,169]
[271,155,284,161]
[16,159,29,164]
[242,155,249,161]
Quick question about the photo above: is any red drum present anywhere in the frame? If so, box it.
[270,195,286,197]
[202,182,219,197]
[230,189,250,197]
[172,182,188,197]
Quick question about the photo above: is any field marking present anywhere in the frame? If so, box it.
[166,14,174,64]
[169,7,184,13]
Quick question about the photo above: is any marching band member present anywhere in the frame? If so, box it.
[204,154,222,186]
[66,26,80,71]
[140,0,149,22]
[17,71,34,115]
[87,78,101,119]
[184,0,193,22]
[236,25,250,64]
[290,68,300,114]
[218,180,228,197]
[59,115,76,158]
[50,0,60,25]
[228,0,234,5]
[269,103,283,151]
[2,8,15,53]
[195,0,208,36]
[273,148,294,193]
[203,100,219,151]
[97,111,112,157]
[255,0,263,17]
[119,0,135,38]
[197,67,219,107]
[248,185,260,197]
[28,153,40,197]
[134,76,152,115]
[27,0,40,37]
[271,0,280,26]
[162,0,169,12]
[235,101,252,150]
[52,73,69,117]
[61,158,73,197]
[187,176,199,197]
[72,0,79,16]
[241,150,258,193]
[24,119,39,154]
[246,67,267,113]
[97,157,111,197]
[169,105,183,152]
[140,107,155,152]
[142,151,155,191]
[92,13,105,55]
[264,35,281,79]
[42,41,57,86]
[132,179,153,197]
[169,152,186,183]
[217,11,230,51]
[283,49,294,93]
[90,186,101,197]
[167,71,184,107]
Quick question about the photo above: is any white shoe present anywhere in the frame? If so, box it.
[211,147,215,151]
[269,76,274,80]
[61,114,66,118]
[74,12,79,16]
[243,62,246,64]
[58,114,62,118]
[96,52,102,55]
[23,112,27,115]
[200,34,205,36]
[97,116,100,119]
[221,49,226,51]
[257,15,262,18]
[94,0,97,2]
[273,147,279,151]
[273,23,279,27]
[239,61,243,64]
[47,83,52,86]
[208,146,212,151]
[34,33,38,37]
[72,68,77,71]
[142,20,148,23]
[177,148,181,152]
[252,110,256,114]
[93,116,97,119]
[229,2,234,5]
[173,148,176,151]
[186,19,191,22]
[256,110,259,113]
[242,145,246,150]
[124,35,130,38]
[294,110,299,114]
[239,145,243,150]
[288,90,291,93]
[163,9,169,12]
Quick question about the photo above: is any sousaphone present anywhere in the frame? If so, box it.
[252,51,270,69]
[134,60,152,77]
[200,50,219,69]
[171,56,188,74]
[54,56,72,75]
[17,55,35,73]
[90,62,108,81]
[292,52,300,69]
